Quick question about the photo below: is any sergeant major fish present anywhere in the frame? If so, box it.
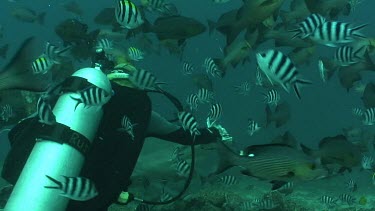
[310,21,368,47]
[289,13,326,39]
[256,49,312,99]
[44,175,98,201]
[70,86,113,111]
[115,0,144,29]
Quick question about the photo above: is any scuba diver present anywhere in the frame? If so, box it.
[1,47,231,210]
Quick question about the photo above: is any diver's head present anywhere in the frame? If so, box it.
[92,48,115,73]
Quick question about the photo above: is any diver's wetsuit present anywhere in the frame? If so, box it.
[1,81,220,210]
[63,82,220,210]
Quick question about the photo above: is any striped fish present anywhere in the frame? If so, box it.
[203,57,223,78]
[44,42,70,63]
[186,93,199,111]
[142,0,165,10]
[339,194,356,205]
[141,0,177,16]
[247,119,261,136]
[234,81,251,96]
[318,59,328,83]
[129,68,164,90]
[345,178,357,192]
[182,62,194,75]
[361,155,374,170]
[95,38,113,51]
[45,42,60,59]
[290,13,326,39]
[197,88,214,104]
[217,175,238,185]
[256,49,312,99]
[334,45,366,66]
[70,86,113,111]
[263,89,280,106]
[115,0,144,29]
[271,181,294,195]
[320,195,337,207]
[117,115,136,141]
[254,198,278,209]
[0,104,13,122]
[159,3,178,16]
[37,95,56,125]
[206,103,222,128]
[174,158,190,177]
[239,201,252,211]
[128,47,144,61]
[160,187,173,202]
[352,107,363,117]
[169,146,184,162]
[311,21,368,47]
[44,175,98,201]
[255,69,264,86]
[135,203,151,211]
[178,111,200,139]
[31,56,54,75]
[362,107,375,125]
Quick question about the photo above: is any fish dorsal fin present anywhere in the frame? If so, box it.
[154,15,182,24]
[271,131,298,149]
[243,143,293,155]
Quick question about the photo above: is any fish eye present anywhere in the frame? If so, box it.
[260,53,266,57]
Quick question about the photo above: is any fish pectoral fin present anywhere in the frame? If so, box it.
[270,180,288,191]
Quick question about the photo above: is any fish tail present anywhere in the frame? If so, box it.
[293,79,312,99]
[207,19,216,35]
[293,83,302,100]
[56,46,72,58]
[288,28,302,39]
[351,23,368,39]
[300,143,317,157]
[44,175,62,189]
[37,12,46,25]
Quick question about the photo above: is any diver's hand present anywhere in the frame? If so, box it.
[208,124,233,143]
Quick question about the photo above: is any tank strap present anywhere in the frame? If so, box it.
[35,122,91,157]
